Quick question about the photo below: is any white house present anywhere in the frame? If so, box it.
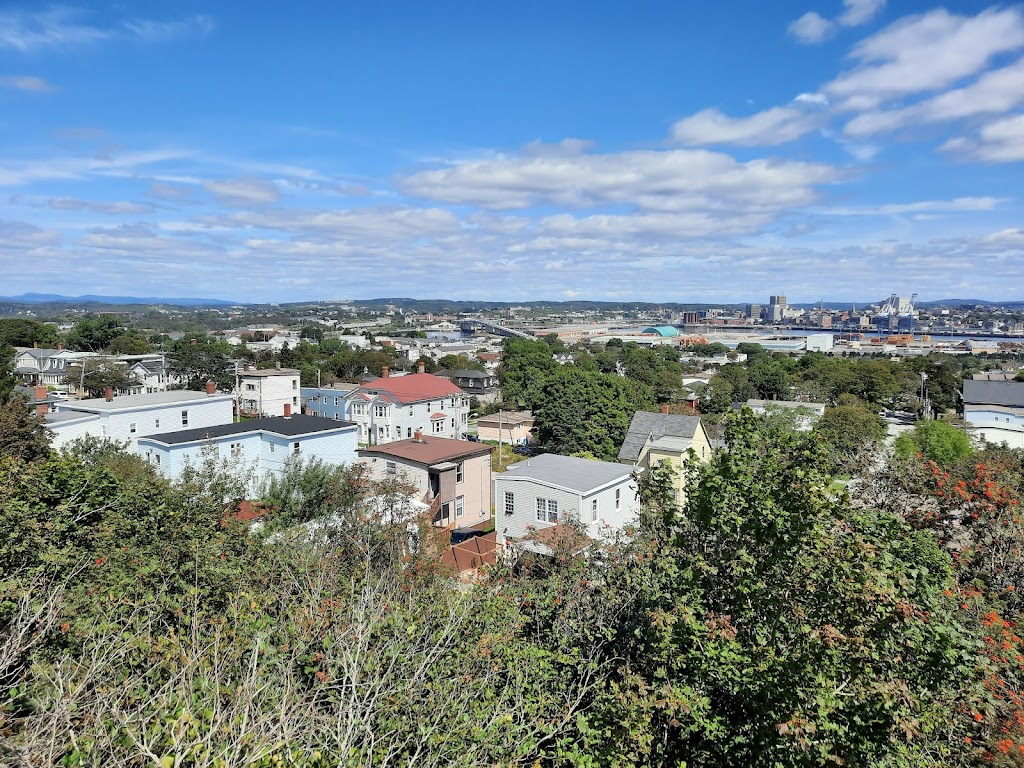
[46,384,234,451]
[963,380,1024,448]
[14,346,97,388]
[494,454,640,555]
[137,413,359,495]
[746,399,826,431]
[237,366,301,418]
[344,368,470,446]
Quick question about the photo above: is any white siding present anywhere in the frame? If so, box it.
[965,406,1024,449]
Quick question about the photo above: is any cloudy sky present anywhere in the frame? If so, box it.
[1,1,1023,304]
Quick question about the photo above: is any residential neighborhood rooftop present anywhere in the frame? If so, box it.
[140,414,355,445]
[476,410,533,426]
[61,389,232,411]
[360,372,464,404]
[497,453,632,493]
[962,380,1024,407]
[358,435,492,465]
[618,411,703,463]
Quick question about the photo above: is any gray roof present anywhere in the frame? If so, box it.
[618,411,702,462]
[496,453,631,494]
[963,379,1024,407]
[58,390,232,412]
[140,414,356,445]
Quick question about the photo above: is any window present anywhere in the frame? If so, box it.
[451,418,456,428]
[456,462,464,483]
[433,420,444,434]
[293,442,300,454]
[462,413,468,424]
[181,410,189,427]
[615,488,621,511]
[129,422,136,434]
[455,496,464,518]
[409,407,414,416]
[246,383,256,391]
[334,397,339,407]
[374,405,388,417]
[154,418,160,429]
[154,454,161,466]
[407,427,412,437]
[504,491,515,516]
[269,442,275,453]
[334,413,340,420]
[592,498,598,522]
[292,380,297,390]
[230,442,242,457]
[293,396,298,406]
[386,461,396,476]
[536,497,558,523]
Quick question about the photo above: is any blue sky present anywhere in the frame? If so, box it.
[1,1,1023,304]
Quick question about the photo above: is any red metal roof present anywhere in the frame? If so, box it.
[430,412,446,419]
[359,373,462,405]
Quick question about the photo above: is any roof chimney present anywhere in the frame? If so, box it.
[243,363,250,372]
[413,429,424,442]
[104,387,114,402]
[418,361,425,374]
[57,343,62,351]
[661,404,670,414]
[34,386,48,416]
[206,380,216,395]
[382,366,389,378]
[284,402,292,419]
[33,341,38,349]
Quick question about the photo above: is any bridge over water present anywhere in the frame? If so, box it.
[459,318,534,339]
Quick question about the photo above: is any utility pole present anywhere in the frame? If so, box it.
[498,408,503,470]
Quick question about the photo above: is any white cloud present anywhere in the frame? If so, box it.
[819,196,1003,216]
[844,57,1024,137]
[0,6,214,51]
[203,178,281,207]
[121,14,214,42]
[826,8,1024,110]
[48,197,153,215]
[671,106,818,147]
[941,114,1024,163]
[789,1,886,45]
[0,148,195,186]
[399,147,842,213]
[789,12,834,44]
[0,75,56,92]
[0,219,62,250]
[838,0,886,27]
[793,92,829,107]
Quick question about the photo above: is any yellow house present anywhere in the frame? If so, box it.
[617,410,712,503]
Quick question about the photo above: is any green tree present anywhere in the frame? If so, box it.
[66,315,127,352]
[533,367,634,460]
[498,337,558,408]
[0,342,15,403]
[299,324,325,342]
[894,419,974,466]
[0,318,60,348]
[437,354,485,372]
[66,361,141,398]
[587,410,979,766]
[813,404,887,474]
[0,399,52,462]
[106,331,151,355]
[167,336,234,390]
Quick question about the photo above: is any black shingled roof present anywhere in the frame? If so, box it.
[140,414,355,445]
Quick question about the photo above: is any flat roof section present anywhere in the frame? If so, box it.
[140,414,356,445]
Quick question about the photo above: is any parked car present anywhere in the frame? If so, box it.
[512,444,533,456]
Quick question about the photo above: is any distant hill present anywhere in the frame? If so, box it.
[0,293,236,307]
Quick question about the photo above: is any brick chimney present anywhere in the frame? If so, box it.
[284,403,292,418]
[33,341,38,349]
[34,385,48,416]
[418,361,425,374]
[57,343,62,351]
[243,364,250,372]
[382,366,389,378]
[104,387,114,402]
[206,380,216,395]
[661,404,670,414]
[413,429,423,442]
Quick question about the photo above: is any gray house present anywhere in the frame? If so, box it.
[494,453,639,555]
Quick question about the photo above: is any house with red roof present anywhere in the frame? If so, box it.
[344,366,471,445]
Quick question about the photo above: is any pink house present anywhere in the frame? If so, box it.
[358,435,493,529]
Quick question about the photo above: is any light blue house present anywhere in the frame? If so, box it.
[137,414,358,494]
[301,385,359,420]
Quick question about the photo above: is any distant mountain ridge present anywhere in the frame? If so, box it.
[0,293,236,307]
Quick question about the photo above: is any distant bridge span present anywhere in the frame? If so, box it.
[459,318,534,339]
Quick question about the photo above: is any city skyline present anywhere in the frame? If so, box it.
[2,1,1023,303]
